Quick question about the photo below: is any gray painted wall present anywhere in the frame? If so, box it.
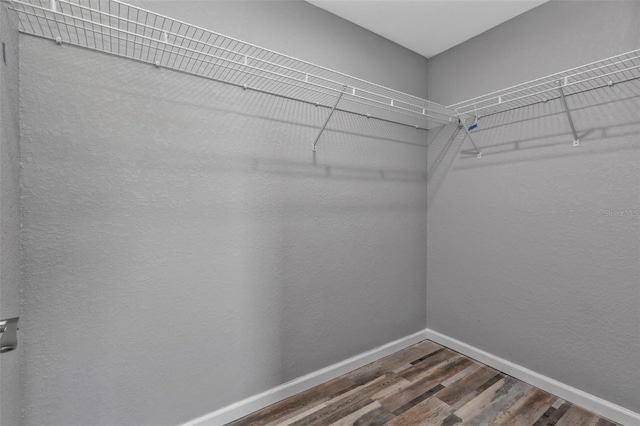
[19,1,429,424]
[15,0,640,423]
[427,0,640,413]
[0,3,21,426]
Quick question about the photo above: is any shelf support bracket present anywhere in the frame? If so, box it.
[460,118,482,159]
[312,86,347,152]
[557,80,580,147]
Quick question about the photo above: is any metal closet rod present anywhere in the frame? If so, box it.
[236,83,436,131]
[465,73,640,121]
[444,48,640,156]
[449,48,640,116]
[101,0,439,108]
[88,0,453,122]
[13,2,436,121]
[451,72,640,155]
[20,31,436,132]
[16,7,452,126]
[457,66,640,118]
[10,0,457,127]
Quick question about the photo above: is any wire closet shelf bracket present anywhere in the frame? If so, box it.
[10,0,461,150]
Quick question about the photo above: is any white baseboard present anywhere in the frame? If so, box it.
[183,328,639,426]
[182,329,428,426]
[425,328,640,426]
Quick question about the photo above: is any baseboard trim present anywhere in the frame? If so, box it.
[425,328,640,426]
[182,329,428,426]
[183,328,639,426]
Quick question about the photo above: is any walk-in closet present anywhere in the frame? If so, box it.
[0,1,638,425]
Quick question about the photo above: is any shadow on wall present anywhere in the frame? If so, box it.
[95,66,430,184]
[427,79,640,210]
[20,37,429,424]
[426,123,468,210]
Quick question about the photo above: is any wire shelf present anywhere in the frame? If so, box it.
[449,48,640,118]
[10,0,458,129]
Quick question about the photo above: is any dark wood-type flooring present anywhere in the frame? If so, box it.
[228,340,620,426]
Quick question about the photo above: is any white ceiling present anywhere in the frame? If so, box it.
[306,0,549,58]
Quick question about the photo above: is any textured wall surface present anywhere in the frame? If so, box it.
[0,3,21,426]
[19,1,429,424]
[426,0,640,413]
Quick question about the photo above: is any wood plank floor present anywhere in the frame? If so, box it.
[227,340,620,426]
